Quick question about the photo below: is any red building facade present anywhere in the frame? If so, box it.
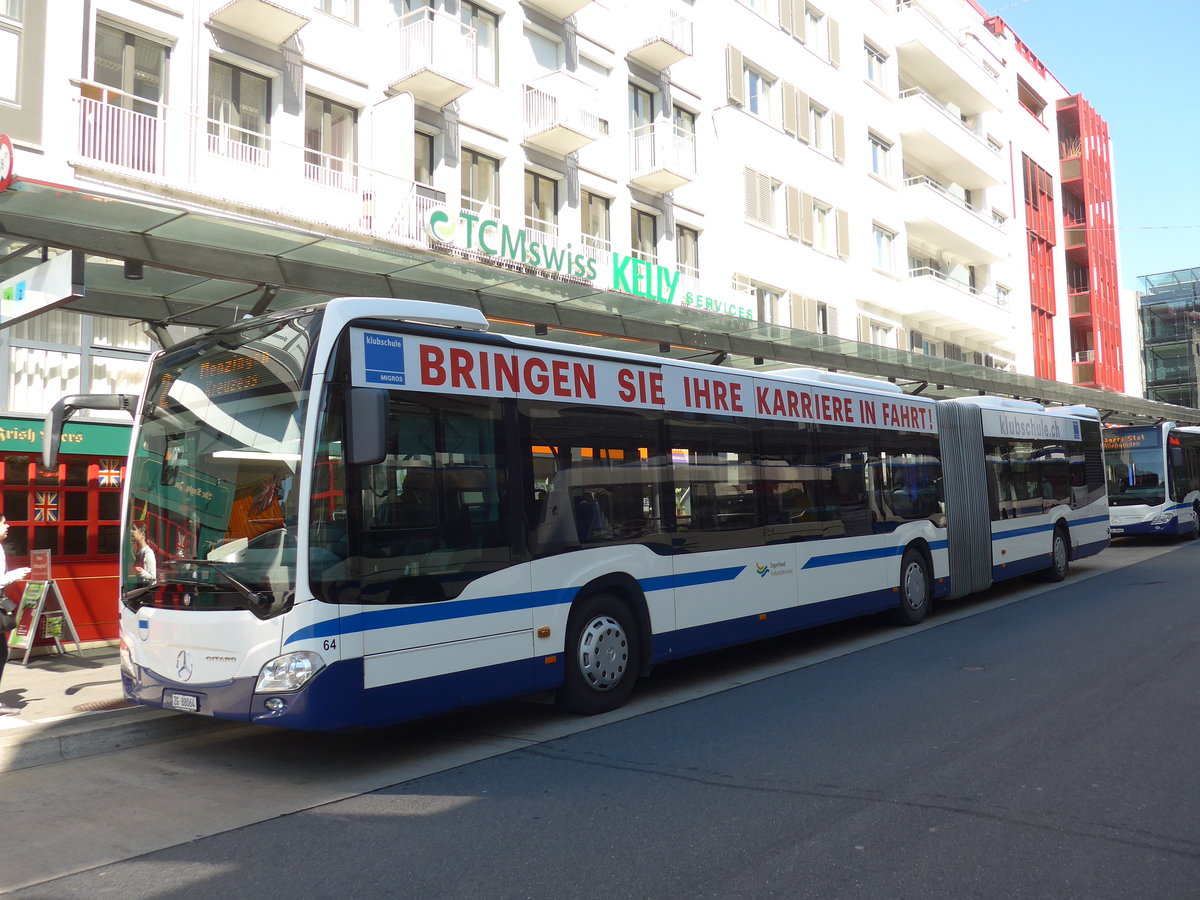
[1058,95,1123,391]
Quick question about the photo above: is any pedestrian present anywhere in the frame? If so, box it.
[131,522,157,584]
[0,515,32,716]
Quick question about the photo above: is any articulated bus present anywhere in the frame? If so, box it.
[1104,423,1200,538]
[44,298,1109,730]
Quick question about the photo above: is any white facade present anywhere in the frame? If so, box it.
[3,0,1108,390]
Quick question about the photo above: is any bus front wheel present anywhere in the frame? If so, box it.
[891,547,931,626]
[1044,527,1070,582]
[557,593,640,715]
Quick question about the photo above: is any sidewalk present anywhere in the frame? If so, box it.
[0,646,226,773]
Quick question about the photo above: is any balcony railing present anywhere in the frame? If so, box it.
[903,175,1000,228]
[628,11,694,69]
[908,266,1008,308]
[206,120,271,168]
[523,83,602,155]
[386,7,476,106]
[303,149,359,193]
[898,87,999,153]
[580,232,611,263]
[629,121,696,193]
[77,89,166,175]
[1073,350,1095,363]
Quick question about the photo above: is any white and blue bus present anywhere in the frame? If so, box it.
[1104,423,1200,538]
[44,298,1109,730]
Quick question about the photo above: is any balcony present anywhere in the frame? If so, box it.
[1068,289,1092,317]
[893,0,1003,110]
[208,0,309,45]
[902,267,1014,342]
[629,121,696,194]
[522,0,591,18]
[1073,350,1096,386]
[898,87,1004,186]
[386,8,476,108]
[627,12,694,70]
[523,77,602,156]
[902,175,1005,262]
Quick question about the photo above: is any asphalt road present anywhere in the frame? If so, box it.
[5,539,1199,898]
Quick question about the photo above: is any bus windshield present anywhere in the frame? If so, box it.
[123,312,319,614]
[1105,427,1166,507]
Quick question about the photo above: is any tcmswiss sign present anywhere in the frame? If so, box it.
[425,206,757,322]
[352,330,938,434]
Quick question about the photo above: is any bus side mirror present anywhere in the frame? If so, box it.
[344,388,388,466]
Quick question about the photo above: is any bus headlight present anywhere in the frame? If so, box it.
[1152,512,1174,526]
[255,651,325,693]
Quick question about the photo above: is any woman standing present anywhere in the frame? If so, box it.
[0,515,32,716]
[131,522,157,584]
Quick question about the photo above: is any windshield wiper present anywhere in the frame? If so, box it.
[173,558,275,613]
[120,582,160,605]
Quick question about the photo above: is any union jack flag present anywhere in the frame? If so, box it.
[34,491,59,522]
[98,458,122,487]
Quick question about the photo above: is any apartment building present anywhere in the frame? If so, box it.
[0,0,1176,639]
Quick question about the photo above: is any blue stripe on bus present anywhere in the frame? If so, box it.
[800,539,949,570]
[992,514,1108,541]
[284,565,747,645]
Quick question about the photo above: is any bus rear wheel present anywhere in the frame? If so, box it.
[890,547,931,626]
[557,593,639,715]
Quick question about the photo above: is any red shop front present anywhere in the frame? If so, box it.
[1,416,132,645]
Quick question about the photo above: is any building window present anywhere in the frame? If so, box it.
[869,132,892,179]
[304,94,356,189]
[208,60,271,166]
[868,320,893,347]
[812,200,834,253]
[673,105,697,138]
[461,2,498,85]
[805,5,827,58]
[744,168,780,229]
[873,225,895,271]
[1017,77,1046,120]
[809,102,831,154]
[415,131,435,187]
[319,0,357,23]
[525,170,559,237]
[0,1,21,104]
[865,41,887,88]
[526,27,562,72]
[461,148,500,216]
[1,455,125,559]
[756,285,788,326]
[629,83,655,130]
[677,225,699,277]
[744,65,774,120]
[631,209,657,263]
[93,22,167,117]
[582,192,611,256]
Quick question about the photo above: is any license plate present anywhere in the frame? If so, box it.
[170,692,199,712]
[1110,527,1124,534]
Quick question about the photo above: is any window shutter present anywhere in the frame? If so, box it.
[826,305,839,336]
[828,18,840,66]
[944,342,963,362]
[832,112,845,162]
[836,208,849,259]
[857,315,870,343]
[745,168,774,225]
[795,294,814,331]
[910,329,923,351]
[786,185,801,239]
[733,272,752,295]
[794,1,807,42]
[779,0,794,36]
[727,46,745,105]
[782,82,797,137]
[797,91,811,143]
[894,326,906,351]
[973,351,984,366]
[800,192,814,245]
[985,354,995,367]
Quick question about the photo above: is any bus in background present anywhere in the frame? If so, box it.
[1104,423,1200,538]
[43,298,1109,731]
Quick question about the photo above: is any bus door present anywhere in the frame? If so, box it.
[342,394,530,721]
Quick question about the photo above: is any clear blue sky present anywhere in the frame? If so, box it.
[990,0,1198,290]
